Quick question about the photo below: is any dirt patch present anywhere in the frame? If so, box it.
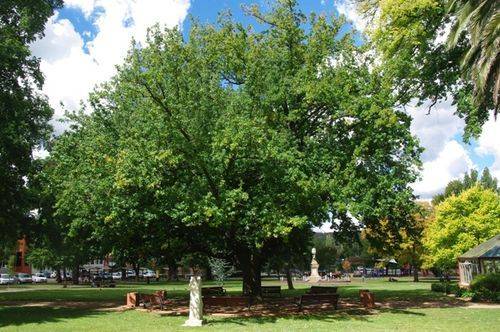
[136,296,500,318]
[464,302,500,309]
[2,296,497,318]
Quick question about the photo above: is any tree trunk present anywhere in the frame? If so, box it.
[285,264,294,290]
[168,263,178,281]
[62,267,67,288]
[413,265,419,282]
[134,263,140,282]
[55,268,62,283]
[205,264,213,281]
[239,250,262,298]
[121,268,126,280]
[72,264,80,285]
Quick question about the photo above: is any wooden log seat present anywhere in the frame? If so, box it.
[138,290,168,310]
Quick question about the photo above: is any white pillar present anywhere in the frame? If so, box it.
[183,276,203,327]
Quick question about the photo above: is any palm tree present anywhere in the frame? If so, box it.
[446,0,499,116]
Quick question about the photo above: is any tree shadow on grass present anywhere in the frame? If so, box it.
[204,307,426,327]
[0,306,109,328]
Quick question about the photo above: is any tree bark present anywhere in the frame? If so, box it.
[55,268,62,283]
[134,263,140,282]
[285,264,294,290]
[72,264,80,285]
[413,265,419,282]
[239,250,262,298]
[168,263,178,281]
[121,268,126,281]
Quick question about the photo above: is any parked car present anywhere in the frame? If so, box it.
[142,270,155,278]
[15,273,32,284]
[126,270,136,279]
[32,273,48,283]
[112,272,122,280]
[0,274,15,285]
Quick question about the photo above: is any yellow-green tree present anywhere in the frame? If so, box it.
[423,186,500,270]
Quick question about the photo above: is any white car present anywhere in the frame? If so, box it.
[16,273,32,284]
[142,270,155,278]
[112,272,122,280]
[0,274,15,285]
[32,273,48,283]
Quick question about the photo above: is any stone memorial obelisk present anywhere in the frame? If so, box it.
[309,247,321,283]
[183,276,203,327]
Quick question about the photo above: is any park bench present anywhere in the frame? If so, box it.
[201,286,226,296]
[135,290,168,310]
[261,286,281,298]
[307,286,338,294]
[203,296,251,309]
[298,293,339,311]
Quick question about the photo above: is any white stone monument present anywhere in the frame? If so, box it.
[183,276,203,327]
[309,247,321,283]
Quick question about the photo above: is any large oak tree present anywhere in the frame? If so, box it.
[47,0,421,296]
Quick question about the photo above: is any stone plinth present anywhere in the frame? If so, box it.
[309,258,321,283]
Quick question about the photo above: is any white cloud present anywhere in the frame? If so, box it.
[412,140,475,198]
[31,0,190,134]
[336,0,367,32]
[476,117,500,179]
[406,99,465,161]
[406,99,472,198]
[64,0,97,18]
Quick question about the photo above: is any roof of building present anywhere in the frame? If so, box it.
[459,234,500,259]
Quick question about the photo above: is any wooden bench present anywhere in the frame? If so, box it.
[139,290,168,310]
[298,293,339,310]
[261,286,281,298]
[307,286,338,294]
[203,296,251,309]
[201,286,226,297]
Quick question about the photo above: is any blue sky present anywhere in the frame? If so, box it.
[30,0,500,201]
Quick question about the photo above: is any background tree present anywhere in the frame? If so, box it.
[423,186,500,271]
[208,257,235,286]
[432,168,499,205]
[0,0,62,246]
[355,0,499,139]
[395,202,433,281]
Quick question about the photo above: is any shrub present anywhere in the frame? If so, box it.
[431,282,459,294]
[470,273,500,302]
[431,282,446,293]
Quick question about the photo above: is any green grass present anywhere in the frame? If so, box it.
[1,278,499,331]
[0,306,498,331]
[0,278,443,302]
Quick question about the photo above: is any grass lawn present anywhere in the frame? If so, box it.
[1,278,499,331]
[0,278,442,302]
